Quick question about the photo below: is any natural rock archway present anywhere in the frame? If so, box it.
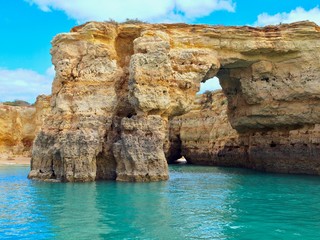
[29,21,320,182]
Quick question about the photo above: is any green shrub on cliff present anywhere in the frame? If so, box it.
[3,100,31,107]
[104,18,118,24]
[104,18,148,25]
[123,18,147,24]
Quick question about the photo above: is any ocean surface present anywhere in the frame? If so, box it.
[1,165,320,240]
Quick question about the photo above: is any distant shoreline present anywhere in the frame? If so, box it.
[0,155,30,166]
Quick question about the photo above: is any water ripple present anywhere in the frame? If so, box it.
[1,165,320,239]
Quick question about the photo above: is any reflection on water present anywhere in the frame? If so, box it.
[35,181,109,240]
[222,170,320,240]
[0,166,54,239]
[1,165,320,239]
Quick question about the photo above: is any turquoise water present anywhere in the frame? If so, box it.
[1,165,320,240]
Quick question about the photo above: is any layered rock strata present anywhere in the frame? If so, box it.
[0,95,50,156]
[166,90,245,167]
[29,21,320,181]
[168,90,320,174]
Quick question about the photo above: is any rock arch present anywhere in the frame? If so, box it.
[29,21,320,182]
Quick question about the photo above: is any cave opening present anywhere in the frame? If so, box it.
[167,75,225,166]
[197,76,222,94]
[173,156,188,164]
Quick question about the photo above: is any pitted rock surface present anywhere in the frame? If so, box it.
[0,95,50,156]
[29,21,320,181]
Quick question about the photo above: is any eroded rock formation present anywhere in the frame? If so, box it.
[166,90,245,167]
[0,95,50,156]
[168,90,320,174]
[29,21,320,181]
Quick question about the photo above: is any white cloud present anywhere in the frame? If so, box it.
[25,0,236,23]
[45,65,55,77]
[255,6,320,26]
[0,67,54,103]
[175,0,235,18]
[198,77,221,93]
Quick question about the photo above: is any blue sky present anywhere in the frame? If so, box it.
[1,0,320,103]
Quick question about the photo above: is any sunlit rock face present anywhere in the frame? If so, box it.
[0,95,50,156]
[29,21,320,181]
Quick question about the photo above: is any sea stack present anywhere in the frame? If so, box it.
[29,21,320,182]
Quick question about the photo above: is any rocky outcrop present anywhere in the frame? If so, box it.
[0,95,50,156]
[29,21,320,181]
[29,22,218,182]
[240,125,320,174]
[166,90,246,167]
[168,90,320,175]
[113,115,168,181]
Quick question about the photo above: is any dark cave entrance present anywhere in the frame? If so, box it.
[167,76,224,165]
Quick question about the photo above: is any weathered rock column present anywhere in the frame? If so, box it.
[112,29,219,181]
[113,115,168,181]
[29,23,219,182]
[29,23,121,181]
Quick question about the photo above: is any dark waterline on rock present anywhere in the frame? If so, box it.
[1,165,320,239]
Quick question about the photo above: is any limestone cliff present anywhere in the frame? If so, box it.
[0,95,50,156]
[166,90,245,167]
[168,90,320,174]
[29,21,320,182]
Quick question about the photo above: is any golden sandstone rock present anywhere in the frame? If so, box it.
[168,90,320,174]
[166,91,242,167]
[29,21,320,182]
[0,95,50,156]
